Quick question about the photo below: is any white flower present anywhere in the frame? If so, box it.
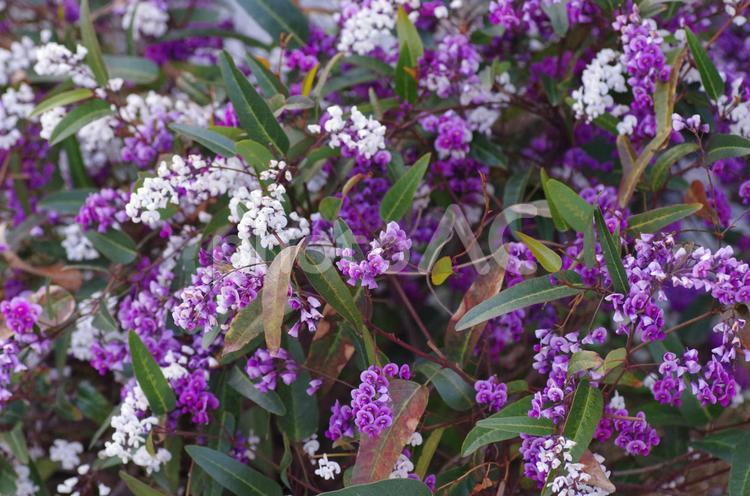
[49,439,84,470]
[307,124,321,134]
[0,36,36,86]
[324,105,387,159]
[389,453,415,479]
[408,432,423,447]
[59,224,99,261]
[39,107,65,141]
[124,1,169,39]
[616,114,638,136]
[303,434,320,462]
[572,49,627,122]
[337,0,398,56]
[314,454,341,480]
[0,83,35,150]
[34,42,96,88]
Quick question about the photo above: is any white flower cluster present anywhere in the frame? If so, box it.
[123,1,170,40]
[34,42,97,88]
[102,354,191,472]
[59,224,99,261]
[70,294,120,362]
[0,36,36,85]
[314,454,342,480]
[337,0,398,56]
[724,0,748,26]
[389,453,415,479]
[56,464,111,496]
[119,90,212,127]
[125,154,253,226]
[0,83,35,150]
[302,434,320,463]
[324,105,387,160]
[718,77,750,138]
[0,442,39,496]
[49,439,84,470]
[572,49,628,123]
[538,437,614,496]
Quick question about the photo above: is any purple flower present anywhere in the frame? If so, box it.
[0,296,42,337]
[76,188,129,233]
[245,347,299,393]
[350,363,410,438]
[474,375,508,412]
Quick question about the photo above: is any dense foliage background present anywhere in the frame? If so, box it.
[2,0,750,494]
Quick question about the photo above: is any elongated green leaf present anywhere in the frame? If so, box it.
[30,89,94,118]
[706,133,750,164]
[276,362,319,441]
[61,135,93,188]
[567,350,604,376]
[302,249,364,331]
[39,189,96,214]
[627,204,703,234]
[185,445,282,496]
[380,153,431,222]
[79,0,109,86]
[0,424,28,464]
[218,51,289,153]
[691,429,744,462]
[227,366,286,415]
[104,55,160,84]
[516,231,561,273]
[84,229,137,264]
[476,416,555,436]
[416,361,473,411]
[235,0,308,45]
[119,471,169,496]
[262,245,299,352]
[170,123,236,157]
[730,432,750,496]
[352,380,429,483]
[594,209,629,294]
[394,6,423,102]
[540,169,567,231]
[456,273,583,330]
[320,479,432,496]
[648,142,698,191]
[685,27,724,100]
[471,134,507,169]
[128,331,176,415]
[562,381,603,461]
[319,196,343,221]
[246,56,288,98]
[461,396,533,456]
[542,1,569,36]
[236,139,273,174]
[223,298,263,356]
[49,99,113,146]
[545,179,594,232]
[504,169,531,233]
[415,427,443,479]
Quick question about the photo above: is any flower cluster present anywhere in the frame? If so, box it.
[245,347,299,393]
[338,221,412,288]
[350,363,410,437]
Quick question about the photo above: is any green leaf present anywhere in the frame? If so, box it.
[223,298,263,356]
[170,123,236,157]
[128,331,176,415]
[545,179,594,232]
[104,55,160,84]
[456,273,583,330]
[430,256,453,286]
[562,381,603,461]
[515,231,562,273]
[227,366,286,415]
[218,51,289,153]
[79,0,109,86]
[730,432,750,496]
[38,189,96,214]
[235,0,308,45]
[540,169,567,231]
[461,396,534,456]
[394,7,423,103]
[84,229,137,264]
[276,359,319,441]
[583,221,595,267]
[380,153,431,222]
[691,429,744,462]
[648,143,699,191]
[470,134,507,168]
[30,88,94,118]
[320,479,432,496]
[319,196,343,221]
[119,471,169,496]
[236,139,273,174]
[415,427,443,479]
[567,350,604,376]
[476,415,555,436]
[49,99,113,146]
[503,169,531,233]
[0,424,29,464]
[75,381,112,424]
[416,361,473,411]
[246,56,288,98]
[62,136,93,188]
[542,1,569,36]
[684,27,724,100]
[302,249,364,331]
[627,204,703,234]
[185,445,283,496]
[262,245,300,352]
[706,133,750,165]
[594,208,629,294]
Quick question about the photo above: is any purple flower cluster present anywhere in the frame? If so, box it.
[171,370,220,424]
[0,296,42,339]
[474,375,508,412]
[419,34,481,98]
[76,188,129,233]
[338,221,412,289]
[420,111,472,159]
[529,328,582,423]
[288,294,323,337]
[0,340,24,408]
[488,0,521,29]
[122,114,175,168]
[595,394,660,456]
[350,363,410,438]
[245,347,299,393]
[325,399,355,442]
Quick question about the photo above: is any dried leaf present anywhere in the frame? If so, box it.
[579,450,616,493]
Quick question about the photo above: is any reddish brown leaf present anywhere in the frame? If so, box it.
[262,243,301,352]
[2,250,82,292]
[306,307,356,394]
[444,260,505,364]
[580,450,616,493]
[685,180,715,222]
[351,379,429,484]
